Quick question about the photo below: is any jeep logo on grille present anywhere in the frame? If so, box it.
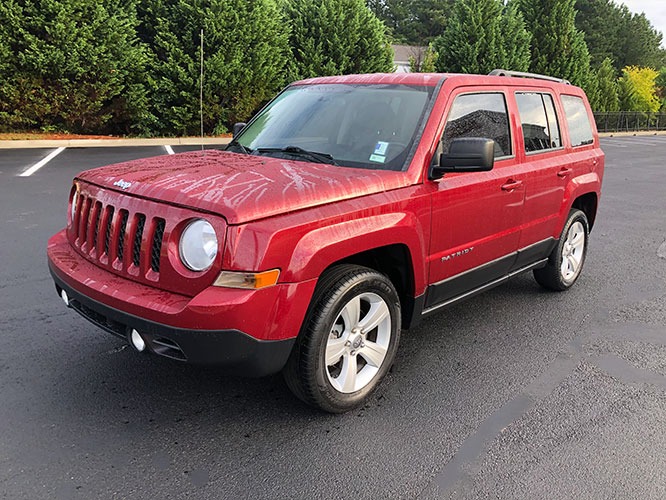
[113,179,132,190]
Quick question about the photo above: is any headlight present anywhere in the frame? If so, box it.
[179,219,218,271]
[70,189,79,224]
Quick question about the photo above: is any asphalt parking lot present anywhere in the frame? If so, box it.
[1,136,665,499]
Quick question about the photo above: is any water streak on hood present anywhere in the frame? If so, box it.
[76,150,410,224]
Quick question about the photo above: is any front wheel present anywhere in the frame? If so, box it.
[283,265,401,413]
[534,209,589,291]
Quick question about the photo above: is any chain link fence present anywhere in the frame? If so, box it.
[594,112,666,133]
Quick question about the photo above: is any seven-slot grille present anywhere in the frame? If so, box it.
[72,193,166,279]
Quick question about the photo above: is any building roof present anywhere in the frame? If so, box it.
[391,44,427,64]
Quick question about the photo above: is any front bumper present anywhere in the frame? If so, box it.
[48,230,317,376]
[51,270,294,376]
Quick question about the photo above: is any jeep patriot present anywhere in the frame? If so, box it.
[47,70,604,412]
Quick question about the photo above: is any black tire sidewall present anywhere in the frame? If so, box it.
[550,209,589,289]
[309,269,401,412]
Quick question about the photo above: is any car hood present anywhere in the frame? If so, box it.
[76,150,410,224]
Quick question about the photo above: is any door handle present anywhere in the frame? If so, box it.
[501,179,522,191]
[557,167,573,178]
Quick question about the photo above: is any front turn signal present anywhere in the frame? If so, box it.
[213,269,280,289]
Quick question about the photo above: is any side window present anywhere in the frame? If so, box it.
[542,95,561,148]
[561,95,594,147]
[515,92,561,153]
[441,93,511,158]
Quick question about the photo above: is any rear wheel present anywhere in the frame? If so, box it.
[283,265,401,413]
[534,209,589,291]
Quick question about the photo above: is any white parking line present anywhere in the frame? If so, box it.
[624,138,662,144]
[602,138,665,147]
[18,147,66,177]
[603,137,663,145]
[164,145,175,155]
[600,140,626,146]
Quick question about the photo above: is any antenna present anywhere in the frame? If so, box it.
[200,28,204,151]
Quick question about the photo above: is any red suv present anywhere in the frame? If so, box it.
[48,70,604,412]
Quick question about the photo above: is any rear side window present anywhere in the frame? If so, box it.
[441,93,511,158]
[561,95,594,147]
[515,93,561,153]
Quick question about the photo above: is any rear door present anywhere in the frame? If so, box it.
[511,89,568,261]
[425,89,524,310]
[513,90,602,264]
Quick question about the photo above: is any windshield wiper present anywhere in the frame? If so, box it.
[255,146,337,165]
[226,140,253,155]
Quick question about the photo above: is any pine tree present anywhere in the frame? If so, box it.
[657,67,666,111]
[0,0,149,134]
[516,0,592,88]
[575,0,666,72]
[619,12,666,71]
[498,2,532,72]
[139,0,290,136]
[593,58,619,112]
[618,71,637,112]
[433,0,530,74]
[574,0,623,68]
[366,0,454,45]
[0,11,12,131]
[284,0,394,79]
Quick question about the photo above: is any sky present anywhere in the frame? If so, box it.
[619,1,666,47]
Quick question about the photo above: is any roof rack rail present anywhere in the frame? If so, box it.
[488,69,570,85]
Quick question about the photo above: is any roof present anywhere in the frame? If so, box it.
[291,72,583,92]
[292,73,445,86]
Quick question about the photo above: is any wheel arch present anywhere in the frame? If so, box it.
[323,244,420,327]
[559,171,601,235]
[282,212,428,297]
[571,191,598,230]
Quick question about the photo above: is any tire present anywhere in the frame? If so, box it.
[534,209,589,291]
[283,265,401,413]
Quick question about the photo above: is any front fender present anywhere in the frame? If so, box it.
[284,211,428,293]
[223,191,431,297]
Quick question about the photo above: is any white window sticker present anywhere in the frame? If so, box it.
[369,154,386,163]
[374,141,389,156]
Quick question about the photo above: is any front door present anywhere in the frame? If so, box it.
[425,90,524,310]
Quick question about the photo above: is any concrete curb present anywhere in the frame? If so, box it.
[0,137,231,149]
[1,132,663,149]
[599,131,666,137]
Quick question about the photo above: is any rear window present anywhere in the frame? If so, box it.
[515,92,561,153]
[441,93,511,158]
[561,95,594,147]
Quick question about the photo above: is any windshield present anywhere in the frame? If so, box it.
[228,83,435,171]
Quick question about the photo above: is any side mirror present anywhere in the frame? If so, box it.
[430,137,495,180]
[232,122,247,138]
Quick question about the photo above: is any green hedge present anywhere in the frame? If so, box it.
[0,0,393,136]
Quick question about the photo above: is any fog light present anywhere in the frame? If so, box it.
[130,329,146,352]
[60,289,69,306]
